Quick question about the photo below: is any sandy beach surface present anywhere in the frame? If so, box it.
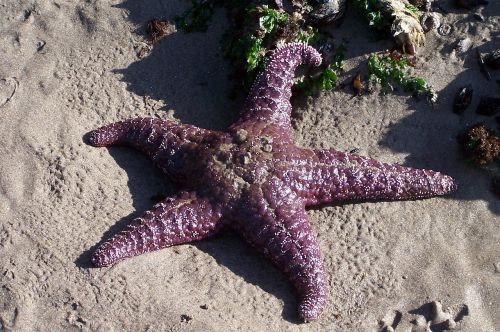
[0,0,499,331]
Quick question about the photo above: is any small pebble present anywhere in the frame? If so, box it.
[412,315,427,327]
[473,13,485,21]
[444,318,457,330]
[200,304,208,310]
[36,40,46,52]
[431,301,451,324]
[24,10,35,23]
[180,314,192,323]
[494,262,500,273]
[456,38,472,54]
[136,44,151,58]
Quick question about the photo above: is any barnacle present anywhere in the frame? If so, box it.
[379,0,425,54]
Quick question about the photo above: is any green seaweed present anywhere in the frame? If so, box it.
[353,0,388,29]
[177,1,344,96]
[318,66,339,91]
[252,5,288,33]
[404,3,421,18]
[296,45,345,95]
[174,0,215,33]
[368,53,436,102]
[295,26,320,44]
[246,36,264,72]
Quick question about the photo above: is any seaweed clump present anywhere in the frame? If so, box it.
[367,51,437,103]
[459,124,500,165]
[173,0,345,96]
[221,1,344,95]
[173,0,436,101]
[353,0,424,54]
[148,19,177,44]
[174,0,217,33]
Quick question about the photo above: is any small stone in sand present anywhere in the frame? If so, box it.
[444,318,457,330]
[430,301,451,324]
[455,38,472,54]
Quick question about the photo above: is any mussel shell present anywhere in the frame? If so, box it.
[476,96,500,116]
[421,12,441,32]
[453,85,473,114]
[485,50,500,70]
[307,0,347,25]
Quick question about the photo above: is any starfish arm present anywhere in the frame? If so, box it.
[230,43,322,141]
[287,149,457,206]
[92,192,223,267]
[232,177,327,321]
[87,117,210,158]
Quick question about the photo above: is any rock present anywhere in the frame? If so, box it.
[453,85,473,114]
[307,0,347,25]
[456,38,472,54]
[476,96,500,116]
[484,50,500,69]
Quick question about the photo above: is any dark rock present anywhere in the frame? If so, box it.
[476,96,500,116]
[453,85,473,114]
[485,50,500,69]
[473,13,485,21]
[307,0,347,25]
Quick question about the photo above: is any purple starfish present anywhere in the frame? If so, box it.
[87,43,456,321]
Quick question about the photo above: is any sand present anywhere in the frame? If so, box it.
[0,0,499,331]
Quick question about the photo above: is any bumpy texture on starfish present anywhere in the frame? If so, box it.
[87,43,456,321]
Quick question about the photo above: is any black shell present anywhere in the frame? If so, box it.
[485,50,500,70]
[307,0,347,25]
[453,85,473,114]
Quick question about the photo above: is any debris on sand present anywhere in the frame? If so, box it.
[459,124,500,165]
[148,19,176,44]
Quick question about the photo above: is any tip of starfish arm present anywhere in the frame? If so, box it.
[91,249,113,267]
[298,296,325,322]
[274,42,322,68]
[85,130,104,147]
[441,174,458,194]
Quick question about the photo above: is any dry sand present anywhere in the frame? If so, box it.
[0,0,499,331]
